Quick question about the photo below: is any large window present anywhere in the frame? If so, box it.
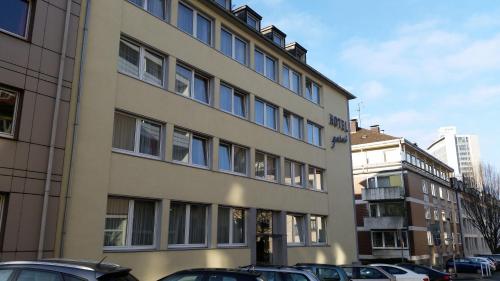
[254,99,277,130]
[220,83,247,118]
[287,214,305,245]
[310,215,327,244]
[172,128,209,167]
[128,0,167,20]
[371,231,408,249]
[217,206,246,246]
[112,112,162,158]
[285,160,303,187]
[0,87,20,138]
[307,122,322,146]
[282,66,301,94]
[168,202,208,247]
[305,80,320,104]
[369,203,405,217]
[220,28,248,65]
[118,38,165,86]
[283,111,303,139]
[176,64,211,104]
[254,49,276,81]
[0,0,31,38]
[308,166,324,191]
[255,151,278,181]
[367,174,402,188]
[104,197,157,248]
[219,142,248,175]
[178,2,212,45]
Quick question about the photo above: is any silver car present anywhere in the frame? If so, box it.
[240,265,321,281]
[341,265,395,281]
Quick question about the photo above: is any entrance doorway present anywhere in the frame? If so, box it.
[255,210,285,265]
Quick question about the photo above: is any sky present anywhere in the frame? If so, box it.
[232,0,500,167]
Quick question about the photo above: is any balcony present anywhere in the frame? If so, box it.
[364,216,405,230]
[362,186,405,201]
[372,248,409,258]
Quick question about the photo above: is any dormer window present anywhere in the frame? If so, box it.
[261,26,286,48]
[214,0,230,10]
[232,5,262,31]
[272,33,283,47]
[246,14,259,30]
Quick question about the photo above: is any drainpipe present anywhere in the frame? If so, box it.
[38,0,73,260]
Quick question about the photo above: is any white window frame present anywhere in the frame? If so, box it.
[425,207,431,220]
[254,151,279,182]
[254,99,277,130]
[431,183,436,197]
[282,65,301,94]
[176,63,212,105]
[447,190,451,201]
[306,79,321,104]
[118,38,165,87]
[310,215,327,245]
[308,166,324,191]
[128,0,168,20]
[441,210,447,222]
[287,214,306,246]
[246,13,259,30]
[178,2,213,45]
[112,112,163,159]
[434,209,439,220]
[0,87,20,138]
[172,128,209,168]
[219,142,248,175]
[422,180,428,194]
[168,202,209,248]
[0,0,32,39]
[307,122,322,147]
[103,198,159,250]
[220,27,248,65]
[283,111,303,139]
[254,49,276,81]
[439,187,444,199]
[371,230,408,249]
[219,83,247,118]
[285,159,304,187]
[218,206,247,247]
[427,231,434,245]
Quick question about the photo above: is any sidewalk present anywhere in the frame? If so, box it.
[452,271,500,280]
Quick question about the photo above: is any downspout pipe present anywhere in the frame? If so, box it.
[38,0,72,260]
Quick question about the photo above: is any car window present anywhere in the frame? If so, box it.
[17,270,61,281]
[160,273,204,281]
[317,268,340,281]
[359,268,385,279]
[257,272,282,281]
[410,267,428,275]
[63,274,88,281]
[0,270,14,281]
[208,274,238,281]
[283,273,308,281]
[379,267,406,275]
[341,268,353,279]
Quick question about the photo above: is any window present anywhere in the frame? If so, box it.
[220,28,248,65]
[177,2,212,45]
[310,215,326,244]
[282,66,301,94]
[283,111,303,139]
[218,206,246,245]
[0,87,20,138]
[168,202,208,246]
[255,151,278,181]
[427,231,434,245]
[220,84,247,118]
[285,160,303,187]
[272,33,284,47]
[286,214,305,245]
[214,0,230,9]
[128,0,167,19]
[254,99,277,130]
[305,80,320,104]
[176,64,211,104]
[246,14,259,30]
[371,231,408,249]
[441,210,447,221]
[431,183,436,197]
[439,187,444,199]
[219,142,247,175]
[0,0,31,38]
[118,38,165,86]
[112,112,162,158]
[308,166,324,191]
[307,122,322,146]
[369,203,404,217]
[172,128,209,167]
[254,49,276,81]
[422,180,428,194]
[425,208,431,220]
[104,197,157,248]
[434,209,439,220]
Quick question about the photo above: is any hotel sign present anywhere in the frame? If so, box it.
[329,114,349,149]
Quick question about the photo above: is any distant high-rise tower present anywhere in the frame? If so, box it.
[427,127,481,179]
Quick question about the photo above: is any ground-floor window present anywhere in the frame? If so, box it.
[287,214,305,245]
[168,202,208,247]
[217,206,246,246]
[310,215,327,244]
[371,230,408,249]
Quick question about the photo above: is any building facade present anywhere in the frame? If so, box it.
[56,0,358,279]
[0,0,80,260]
[351,121,462,266]
[427,127,481,180]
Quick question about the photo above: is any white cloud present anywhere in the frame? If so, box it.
[464,13,500,29]
[358,80,387,100]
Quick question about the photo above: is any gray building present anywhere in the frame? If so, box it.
[0,0,80,260]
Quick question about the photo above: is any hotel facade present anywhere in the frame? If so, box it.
[54,0,358,279]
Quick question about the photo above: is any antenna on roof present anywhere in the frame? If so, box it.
[357,102,363,127]
[96,256,107,267]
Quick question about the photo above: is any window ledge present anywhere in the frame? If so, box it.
[172,160,210,170]
[167,245,209,251]
[118,71,165,90]
[103,246,157,252]
[287,243,306,247]
[217,244,248,249]
[112,148,162,161]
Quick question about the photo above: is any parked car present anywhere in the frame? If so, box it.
[370,264,429,281]
[294,263,349,281]
[476,255,500,268]
[159,269,264,281]
[467,257,496,271]
[445,258,482,273]
[397,264,451,281]
[341,265,396,281]
[0,259,138,281]
[240,265,320,281]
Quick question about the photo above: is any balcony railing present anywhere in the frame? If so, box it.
[372,248,409,258]
[364,216,405,230]
[362,186,405,201]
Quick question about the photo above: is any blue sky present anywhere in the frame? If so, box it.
[233,0,500,167]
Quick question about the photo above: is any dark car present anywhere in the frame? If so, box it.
[294,263,349,281]
[445,258,482,274]
[476,255,500,269]
[239,265,320,281]
[397,264,451,281]
[158,269,265,281]
[0,259,137,281]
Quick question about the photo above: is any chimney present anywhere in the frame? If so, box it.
[370,125,380,133]
[350,119,359,132]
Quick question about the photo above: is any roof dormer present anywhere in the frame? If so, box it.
[232,5,262,31]
[261,25,286,48]
[286,42,307,63]
[213,0,231,10]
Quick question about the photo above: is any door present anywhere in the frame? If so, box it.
[256,210,273,265]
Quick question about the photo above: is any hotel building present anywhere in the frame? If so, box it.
[351,121,462,266]
[56,0,358,279]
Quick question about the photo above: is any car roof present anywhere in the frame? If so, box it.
[175,268,261,277]
[295,263,340,268]
[397,264,447,274]
[370,264,413,272]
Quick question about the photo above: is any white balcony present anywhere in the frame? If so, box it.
[362,186,405,201]
[364,216,405,230]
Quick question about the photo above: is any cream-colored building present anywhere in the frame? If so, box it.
[56,0,357,279]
